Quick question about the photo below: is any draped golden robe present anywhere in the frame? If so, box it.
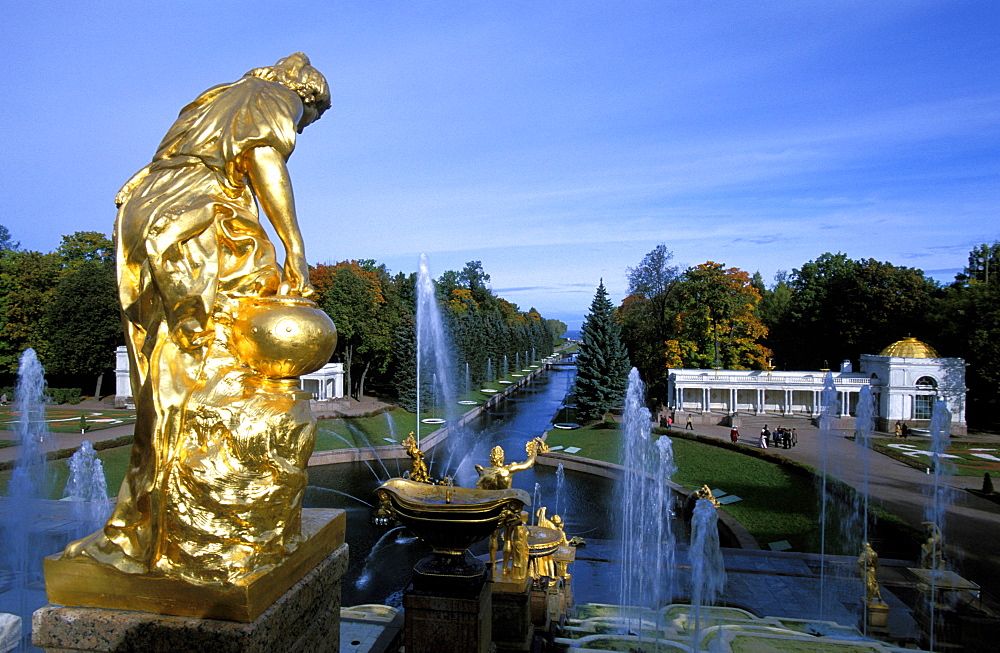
[65,76,318,584]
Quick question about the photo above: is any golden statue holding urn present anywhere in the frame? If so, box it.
[45,54,340,620]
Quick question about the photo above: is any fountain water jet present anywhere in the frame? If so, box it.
[817,371,838,620]
[63,440,111,539]
[415,254,457,447]
[617,367,676,648]
[688,498,727,649]
[1,349,53,651]
[925,398,954,650]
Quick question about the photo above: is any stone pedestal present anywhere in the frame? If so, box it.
[43,509,345,622]
[865,601,889,629]
[491,572,533,653]
[404,575,493,653]
[32,542,348,653]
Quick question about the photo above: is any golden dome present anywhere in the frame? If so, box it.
[879,337,939,358]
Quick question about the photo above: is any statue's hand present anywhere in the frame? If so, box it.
[280,254,316,297]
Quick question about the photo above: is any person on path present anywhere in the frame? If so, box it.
[759,426,769,449]
[901,422,909,439]
[730,426,739,443]
[685,415,694,430]
[894,421,902,438]
[666,416,673,430]
[783,428,791,449]
[791,428,798,447]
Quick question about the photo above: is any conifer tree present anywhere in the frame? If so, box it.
[575,281,630,421]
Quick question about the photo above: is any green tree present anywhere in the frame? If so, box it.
[770,253,938,369]
[0,250,62,370]
[575,281,630,421]
[619,245,679,400]
[313,261,399,399]
[669,262,770,370]
[956,242,1000,285]
[56,231,115,264]
[43,258,122,396]
[545,318,568,345]
[0,224,20,252]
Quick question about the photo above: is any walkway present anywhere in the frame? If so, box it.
[685,414,1000,602]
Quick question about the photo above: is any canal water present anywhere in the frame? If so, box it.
[305,363,616,607]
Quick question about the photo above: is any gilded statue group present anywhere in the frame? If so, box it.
[403,434,571,583]
[61,54,334,585]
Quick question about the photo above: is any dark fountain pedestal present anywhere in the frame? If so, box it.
[403,551,494,653]
[32,509,347,653]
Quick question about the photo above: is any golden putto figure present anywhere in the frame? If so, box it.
[62,53,335,585]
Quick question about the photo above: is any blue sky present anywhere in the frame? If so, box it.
[3,2,998,330]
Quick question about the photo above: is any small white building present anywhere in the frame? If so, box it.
[114,346,344,407]
[667,337,967,434]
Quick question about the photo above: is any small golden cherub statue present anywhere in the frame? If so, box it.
[692,484,721,508]
[858,541,884,605]
[402,433,430,483]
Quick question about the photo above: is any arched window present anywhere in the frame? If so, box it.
[916,376,937,389]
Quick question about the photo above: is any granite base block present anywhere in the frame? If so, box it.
[32,543,348,653]
[404,579,493,653]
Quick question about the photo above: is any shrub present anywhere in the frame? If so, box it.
[47,388,83,405]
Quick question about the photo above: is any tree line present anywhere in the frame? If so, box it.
[0,225,561,410]
[613,243,1000,428]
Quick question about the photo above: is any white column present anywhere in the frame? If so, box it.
[702,387,709,412]
[784,390,792,415]
[730,388,736,412]
[757,388,764,414]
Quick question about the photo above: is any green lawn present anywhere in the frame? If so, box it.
[872,439,1000,477]
[546,425,886,555]
[0,407,136,434]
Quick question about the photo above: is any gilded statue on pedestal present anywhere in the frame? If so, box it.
[61,53,336,585]
[403,433,431,483]
[858,541,884,605]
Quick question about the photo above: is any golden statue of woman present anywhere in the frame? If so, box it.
[62,54,335,585]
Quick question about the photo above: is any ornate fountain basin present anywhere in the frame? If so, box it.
[375,478,530,555]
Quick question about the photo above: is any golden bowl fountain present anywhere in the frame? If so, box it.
[375,478,530,591]
[232,295,337,388]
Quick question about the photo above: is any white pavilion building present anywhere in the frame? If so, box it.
[114,346,345,407]
[667,337,967,434]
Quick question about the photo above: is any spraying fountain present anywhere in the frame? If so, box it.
[0,349,53,652]
[688,498,727,649]
[617,367,676,647]
[63,441,111,540]
[415,253,457,448]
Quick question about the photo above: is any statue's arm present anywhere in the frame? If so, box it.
[244,145,315,297]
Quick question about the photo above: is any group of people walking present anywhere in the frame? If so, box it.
[753,424,797,449]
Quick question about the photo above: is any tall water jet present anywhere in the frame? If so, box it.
[503,355,509,379]
[486,358,493,384]
[817,371,838,620]
[1,349,53,651]
[688,498,727,649]
[555,463,566,520]
[63,440,111,539]
[853,385,876,636]
[617,367,676,647]
[415,254,457,446]
[924,398,953,650]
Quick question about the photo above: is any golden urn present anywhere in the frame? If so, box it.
[233,295,337,384]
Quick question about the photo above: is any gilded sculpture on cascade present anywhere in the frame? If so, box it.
[474,437,549,575]
[61,53,336,585]
[403,433,431,483]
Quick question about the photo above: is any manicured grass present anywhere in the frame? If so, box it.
[546,424,887,555]
[0,407,136,433]
[872,439,1000,477]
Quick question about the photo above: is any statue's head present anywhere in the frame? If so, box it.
[247,53,331,130]
[489,446,505,466]
[551,514,563,528]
